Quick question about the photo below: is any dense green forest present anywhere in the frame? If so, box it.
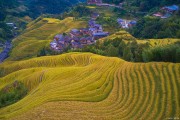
[0,0,19,43]
[129,15,180,39]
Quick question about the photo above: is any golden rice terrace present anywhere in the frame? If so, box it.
[0,53,179,120]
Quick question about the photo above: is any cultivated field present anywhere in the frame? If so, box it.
[0,53,179,120]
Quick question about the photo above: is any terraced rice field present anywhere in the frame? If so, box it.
[8,17,86,61]
[136,39,180,46]
[0,53,179,120]
[147,39,180,47]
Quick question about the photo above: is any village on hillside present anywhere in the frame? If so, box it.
[87,0,138,29]
[50,12,109,51]
[50,0,137,52]
[50,0,179,52]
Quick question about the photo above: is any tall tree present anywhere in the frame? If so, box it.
[123,45,133,61]
[106,44,119,57]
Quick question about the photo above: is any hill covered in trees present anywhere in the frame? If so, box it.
[129,15,180,39]
[103,0,180,39]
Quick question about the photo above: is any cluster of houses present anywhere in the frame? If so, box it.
[6,23,18,29]
[117,18,137,29]
[50,14,109,51]
[153,5,179,19]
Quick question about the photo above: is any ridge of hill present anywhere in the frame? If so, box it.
[101,31,180,46]
[0,52,179,119]
[7,15,180,63]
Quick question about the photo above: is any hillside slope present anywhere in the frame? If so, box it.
[0,53,179,120]
[101,31,180,46]
[8,17,86,61]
